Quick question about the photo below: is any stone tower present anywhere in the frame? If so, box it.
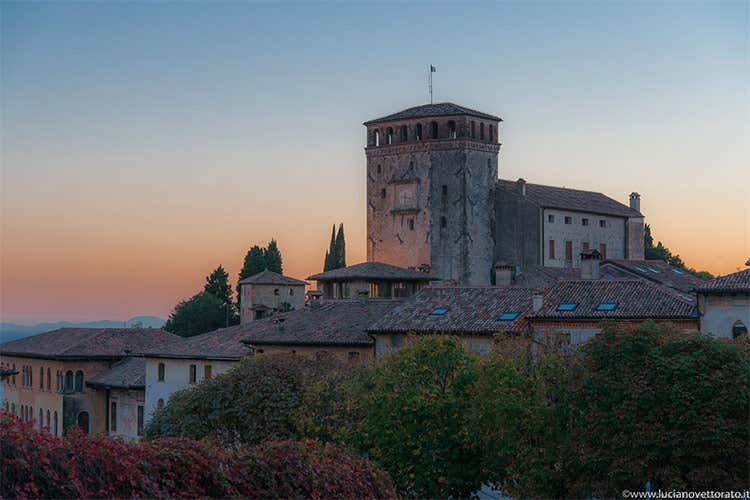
[364,103,501,285]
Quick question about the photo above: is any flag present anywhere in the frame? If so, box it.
[430,65,436,73]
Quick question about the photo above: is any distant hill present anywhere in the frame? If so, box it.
[0,316,166,344]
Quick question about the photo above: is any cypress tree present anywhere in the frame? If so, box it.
[265,239,283,274]
[324,224,336,271]
[335,223,346,269]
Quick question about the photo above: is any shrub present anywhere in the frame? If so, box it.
[0,411,395,499]
[347,336,483,498]
[145,354,348,447]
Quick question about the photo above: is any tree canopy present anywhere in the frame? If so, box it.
[163,291,229,338]
[323,223,346,271]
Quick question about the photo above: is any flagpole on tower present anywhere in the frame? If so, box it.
[428,65,436,104]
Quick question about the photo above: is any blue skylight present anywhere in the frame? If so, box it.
[557,302,578,311]
[499,312,520,321]
[431,308,449,316]
[636,266,649,272]
[672,268,685,275]
[596,302,618,311]
[648,267,661,273]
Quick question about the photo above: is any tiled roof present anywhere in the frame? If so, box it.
[0,328,181,360]
[86,357,145,390]
[368,286,537,335]
[601,259,706,295]
[143,324,252,360]
[529,280,697,320]
[244,300,401,347]
[497,179,641,218]
[307,262,437,282]
[364,102,501,125]
[238,270,307,286]
[513,266,580,288]
[694,268,750,294]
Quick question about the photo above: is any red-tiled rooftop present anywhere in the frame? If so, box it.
[86,356,145,390]
[529,280,697,320]
[238,270,307,286]
[307,261,437,282]
[0,328,180,360]
[364,102,501,125]
[601,259,706,295]
[694,268,750,294]
[368,286,538,335]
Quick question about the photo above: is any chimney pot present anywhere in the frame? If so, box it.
[494,262,514,286]
[629,192,641,212]
[517,178,527,196]
[532,291,544,313]
[580,249,602,280]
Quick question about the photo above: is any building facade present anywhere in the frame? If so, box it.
[695,266,750,339]
[238,270,307,324]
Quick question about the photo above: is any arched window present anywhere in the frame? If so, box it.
[28,366,32,387]
[46,410,50,431]
[489,124,494,142]
[431,121,438,139]
[10,403,15,415]
[400,124,408,142]
[157,398,164,410]
[376,164,381,174]
[77,411,89,434]
[47,368,51,391]
[373,129,380,146]
[40,367,44,389]
[64,371,74,392]
[480,122,485,140]
[471,121,476,138]
[386,127,393,145]
[415,123,423,140]
[74,371,84,392]
[54,411,58,436]
[448,121,456,139]
[56,371,61,392]
[158,363,165,381]
[733,320,748,338]
[39,409,43,430]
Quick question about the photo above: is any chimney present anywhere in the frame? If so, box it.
[532,291,544,313]
[629,192,641,213]
[494,262,514,286]
[517,178,527,196]
[307,289,323,309]
[580,249,602,280]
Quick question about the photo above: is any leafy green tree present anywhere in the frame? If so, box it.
[571,321,749,495]
[163,291,228,337]
[204,265,232,307]
[264,239,283,274]
[236,245,266,305]
[645,224,713,279]
[334,223,346,269]
[347,337,484,498]
[145,354,347,447]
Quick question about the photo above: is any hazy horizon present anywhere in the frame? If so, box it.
[2,1,748,323]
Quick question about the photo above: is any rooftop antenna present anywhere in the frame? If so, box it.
[428,65,436,104]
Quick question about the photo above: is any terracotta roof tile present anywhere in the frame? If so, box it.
[368,286,537,335]
[694,268,750,293]
[307,262,437,282]
[86,356,144,389]
[364,102,501,125]
[238,270,307,286]
[601,259,706,295]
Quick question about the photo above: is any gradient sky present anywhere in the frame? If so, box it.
[2,1,748,324]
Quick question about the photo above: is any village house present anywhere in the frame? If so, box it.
[0,328,178,439]
[695,264,750,339]
[307,261,436,299]
[238,270,307,324]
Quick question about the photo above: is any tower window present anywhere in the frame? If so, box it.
[440,216,447,228]
[599,219,607,228]
[408,219,414,230]
[416,123,423,140]
[548,214,555,223]
[373,129,380,146]
[442,185,448,196]
[381,188,386,199]
[377,164,381,174]
[400,125,408,142]
[480,122,485,140]
[386,127,393,145]
[448,121,456,139]
[489,124,494,142]
[582,218,589,226]
[431,121,438,139]
[564,216,572,224]
[471,121,476,138]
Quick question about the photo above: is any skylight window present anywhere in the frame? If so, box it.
[672,268,685,275]
[596,302,618,311]
[635,266,649,272]
[499,312,520,321]
[431,308,449,316]
[648,267,660,273]
[557,302,578,311]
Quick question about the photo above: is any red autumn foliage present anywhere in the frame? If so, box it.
[0,411,394,499]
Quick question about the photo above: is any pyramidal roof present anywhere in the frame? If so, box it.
[364,102,501,125]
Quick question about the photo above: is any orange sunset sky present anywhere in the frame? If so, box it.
[2,2,748,323]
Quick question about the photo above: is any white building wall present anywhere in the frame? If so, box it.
[144,357,238,423]
[543,209,626,268]
[109,389,144,441]
[699,294,750,339]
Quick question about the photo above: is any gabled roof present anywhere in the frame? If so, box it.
[238,270,307,286]
[86,356,145,390]
[368,286,537,335]
[0,328,180,360]
[307,262,437,282]
[364,102,501,125]
[601,259,706,295]
[143,324,251,360]
[513,266,580,288]
[694,268,750,294]
[529,280,696,320]
[497,179,641,218]
[244,300,401,347]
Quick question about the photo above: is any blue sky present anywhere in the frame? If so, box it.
[2,1,748,322]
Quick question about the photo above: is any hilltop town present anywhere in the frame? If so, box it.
[2,102,748,497]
